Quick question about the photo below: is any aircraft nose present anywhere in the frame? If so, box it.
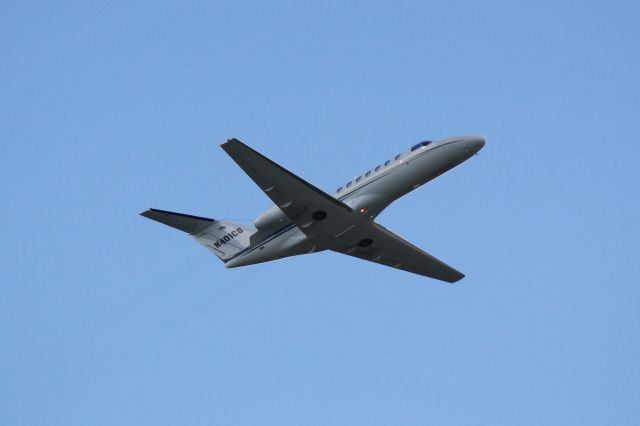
[466,135,486,154]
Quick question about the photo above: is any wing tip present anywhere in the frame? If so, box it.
[140,208,153,218]
[221,138,243,148]
[446,272,466,284]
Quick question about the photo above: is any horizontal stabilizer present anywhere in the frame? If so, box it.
[140,208,214,235]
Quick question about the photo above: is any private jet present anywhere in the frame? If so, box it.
[141,135,485,283]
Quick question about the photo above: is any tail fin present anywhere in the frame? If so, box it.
[140,208,256,262]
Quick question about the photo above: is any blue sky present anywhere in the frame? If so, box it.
[2,1,639,424]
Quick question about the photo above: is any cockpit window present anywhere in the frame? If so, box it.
[411,141,433,151]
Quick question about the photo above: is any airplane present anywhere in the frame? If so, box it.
[141,135,485,283]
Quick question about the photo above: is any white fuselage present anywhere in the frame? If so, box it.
[225,135,485,268]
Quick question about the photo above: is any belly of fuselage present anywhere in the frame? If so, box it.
[226,225,312,267]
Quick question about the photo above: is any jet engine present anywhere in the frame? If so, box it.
[254,204,289,231]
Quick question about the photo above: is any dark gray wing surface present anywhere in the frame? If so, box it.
[221,138,352,238]
[140,208,214,234]
[335,223,465,283]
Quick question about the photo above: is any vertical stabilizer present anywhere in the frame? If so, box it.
[191,219,255,261]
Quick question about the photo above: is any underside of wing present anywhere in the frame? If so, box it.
[221,138,353,238]
[334,223,465,283]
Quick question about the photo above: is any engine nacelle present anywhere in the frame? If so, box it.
[254,204,289,231]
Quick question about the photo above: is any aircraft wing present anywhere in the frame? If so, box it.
[221,138,352,237]
[335,222,465,283]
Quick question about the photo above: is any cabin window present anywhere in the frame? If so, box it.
[395,154,401,160]
[356,176,362,182]
[346,181,352,188]
[375,165,382,172]
[337,186,343,193]
[384,160,391,166]
[365,170,372,177]
[411,141,433,151]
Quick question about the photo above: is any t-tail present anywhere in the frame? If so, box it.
[140,208,256,262]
